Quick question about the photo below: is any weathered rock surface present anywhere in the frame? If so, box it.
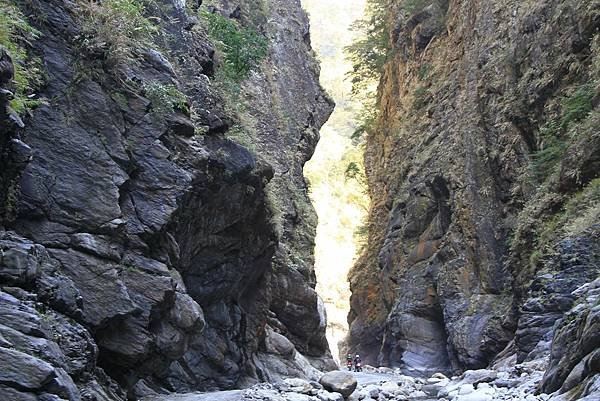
[346,1,600,395]
[541,266,600,399]
[516,226,600,364]
[0,0,333,399]
[319,371,358,398]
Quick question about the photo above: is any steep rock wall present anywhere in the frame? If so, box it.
[0,0,333,399]
[347,0,600,383]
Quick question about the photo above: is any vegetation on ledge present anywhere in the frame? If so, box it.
[0,0,44,114]
[200,8,268,81]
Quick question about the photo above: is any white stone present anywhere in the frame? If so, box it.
[316,390,344,401]
[284,393,313,401]
[380,381,400,391]
[458,384,474,395]
[454,387,495,401]
[245,388,285,400]
[497,372,510,380]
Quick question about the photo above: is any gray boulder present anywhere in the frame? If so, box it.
[460,369,498,385]
[319,371,357,398]
[267,327,297,359]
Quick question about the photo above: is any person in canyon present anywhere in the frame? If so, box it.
[353,354,362,372]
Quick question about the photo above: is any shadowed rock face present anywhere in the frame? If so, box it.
[0,0,333,399]
[540,226,600,399]
[346,0,600,381]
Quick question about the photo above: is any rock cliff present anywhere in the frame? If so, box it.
[0,0,333,399]
[346,0,600,398]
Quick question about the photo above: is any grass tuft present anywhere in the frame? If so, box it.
[79,0,158,69]
[0,1,44,114]
[531,84,595,181]
[143,81,188,118]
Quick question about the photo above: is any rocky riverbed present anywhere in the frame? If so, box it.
[141,357,600,401]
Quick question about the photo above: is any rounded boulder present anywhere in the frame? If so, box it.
[319,371,357,398]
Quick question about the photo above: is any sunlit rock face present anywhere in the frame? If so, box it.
[301,0,370,363]
[0,0,334,399]
[346,0,600,389]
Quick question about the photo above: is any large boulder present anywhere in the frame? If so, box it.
[319,371,357,398]
[266,327,296,359]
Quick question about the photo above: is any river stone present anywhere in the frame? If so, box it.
[454,386,495,401]
[461,369,498,385]
[316,389,344,401]
[421,383,445,396]
[284,378,313,394]
[284,393,313,401]
[458,384,474,395]
[367,386,379,398]
[319,371,357,398]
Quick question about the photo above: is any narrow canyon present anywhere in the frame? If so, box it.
[0,0,599,401]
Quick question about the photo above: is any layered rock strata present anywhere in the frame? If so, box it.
[0,0,333,399]
[346,0,600,391]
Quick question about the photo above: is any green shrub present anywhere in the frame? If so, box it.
[346,0,435,141]
[0,1,44,114]
[536,178,600,246]
[345,0,431,99]
[351,102,379,141]
[345,0,391,98]
[200,9,268,80]
[417,63,433,80]
[354,221,369,252]
[80,0,158,67]
[412,86,430,110]
[531,120,566,180]
[559,84,595,130]
[226,124,256,151]
[143,81,188,118]
[344,162,361,179]
[532,84,595,181]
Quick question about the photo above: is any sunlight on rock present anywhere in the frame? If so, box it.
[302,0,370,363]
